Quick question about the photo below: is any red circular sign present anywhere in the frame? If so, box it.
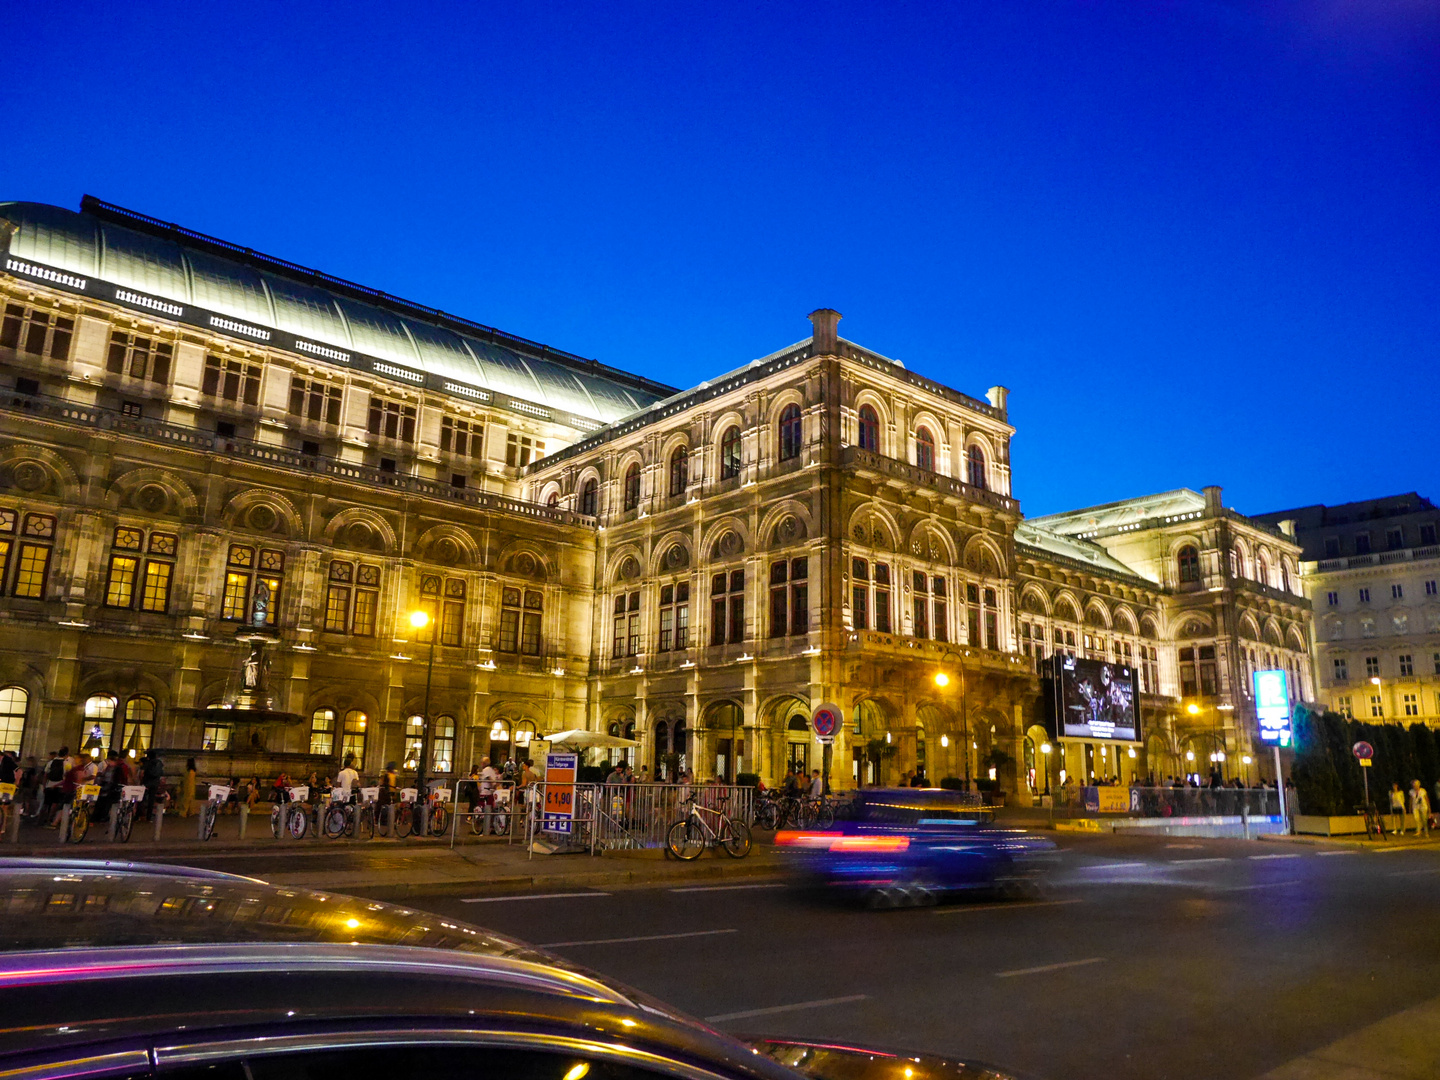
[1353,741,1375,761]
[812,705,841,739]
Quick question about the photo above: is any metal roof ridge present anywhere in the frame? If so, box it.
[77,195,676,399]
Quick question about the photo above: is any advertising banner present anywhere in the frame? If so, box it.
[1054,655,1140,742]
[543,752,578,834]
[1253,669,1292,746]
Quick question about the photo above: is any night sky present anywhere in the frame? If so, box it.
[6,1,1437,516]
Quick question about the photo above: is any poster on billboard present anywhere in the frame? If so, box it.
[1054,654,1140,742]
[1253,668,1292,746]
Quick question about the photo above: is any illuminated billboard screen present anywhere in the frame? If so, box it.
[1054,655,1140,742]
[1253,668,1292,745]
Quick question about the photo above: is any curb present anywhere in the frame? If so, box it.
[271,856,784,900]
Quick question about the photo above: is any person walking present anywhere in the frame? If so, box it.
[1410,780,1430,838]
[1389,782,1407,834]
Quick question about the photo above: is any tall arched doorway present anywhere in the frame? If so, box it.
[852,699,889,786]
[706,701,744,782]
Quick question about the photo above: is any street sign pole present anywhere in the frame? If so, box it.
[812,703,841,793]
[1274,744,1286,826]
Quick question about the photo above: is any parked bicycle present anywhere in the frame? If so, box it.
[323,789,377,840]
[666,793,752,859]
[65,784,101,844]
[467,787,512,835]
[1359,802,1388,841]
[799,793,836,828]
[200,784,229,841]
[112,784,146,842]
[270,785,310,839]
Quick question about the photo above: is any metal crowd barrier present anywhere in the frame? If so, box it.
[448,780,519,846]
[1052,785,1281,819]
[522,782,757,854]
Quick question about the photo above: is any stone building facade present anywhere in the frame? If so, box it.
[0,197,1315,796]
[1255,494,1440,727]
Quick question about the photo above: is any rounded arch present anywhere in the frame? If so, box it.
[576,471,601,517]
[1052,591,1083,624]
[106,467,201,522]
[1254,548,1274,587]
[852,389,890,454]
[538,481,563,507]
[962,532,1006,577]
[1177,614,1214,639]
[700,515,752,562]
[414,523,480,568]
[322,506,398,556]
[1139,613,1160,640]
[1262,617,1284,646]
[1231,536,1253,577]
[223,489,303,540]
[962,432,995,490]
[906,520,957,565]
[1019,583,1051,616]
[604,543,648,586]
[1083,598,1112,629]
[0,443,82,503]
[647,530,694,576]
[1285,624,1308,652]
[760,692,810,730]
[1237,613,1261,641]
[758,500,816,552]
[847,502,901,553]
[1112,604,1139,635]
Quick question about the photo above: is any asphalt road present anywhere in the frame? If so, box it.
[394,834,1440,1080]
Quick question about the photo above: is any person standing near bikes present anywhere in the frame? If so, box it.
[336,754,360,803]
[1410,780,1431,837]
[1389,783,1408,835]
[809,769,826,797]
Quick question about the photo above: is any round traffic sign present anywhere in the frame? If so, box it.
[1353,741,1374,761]
[811,702,842,740]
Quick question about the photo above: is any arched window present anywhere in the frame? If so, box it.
[310,707,336,756]
[623,464,641,510]
[122,696,155,756]
[431,715,456,774]
[0,686,27,753]
[857,404,880,452]
[915,426,935,472]
[82,694,117,757]
[545,491,559,508]
[966,444,987,490]
[669,446,688,496]
[778,404,803,461]
[720,426,741,480]
[342,709,368,766]
[1256,552,1271,587]
[580,478,598,516]
[1178,546,1201,584]
[403,715,423,770]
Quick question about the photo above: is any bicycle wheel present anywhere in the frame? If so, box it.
[324,805,348,839]
[201,804,218,841]
[356,806,375,841]
[667,818,706,860]
[115,804,134,843]
[287,805,308,840]
[430,804,449,835]
[814,801,835,829]
[394,804,414,839]
[754,801,778,830]
[720,817,752,858]
[67,806,89,844]
[271,804,283,839]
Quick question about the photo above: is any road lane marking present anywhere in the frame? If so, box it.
[669,882,786,893]
[996,957,1104,978]
[541,928,737,948]
[1087,862,1146,870]
[1165,843,1204,849]
[1317,850,1360,856]
[1218,879,1301,892]
[705,994,868,1023]
[1373,845,1428,854]
[935,899,1083,915]
[460,891,611,903]
[1388,867,1440,877]
[1248,853,1303,860]
[1168,858,1230,865]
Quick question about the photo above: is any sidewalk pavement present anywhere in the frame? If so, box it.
[1257,829,1440,850]
[0,811,784,899]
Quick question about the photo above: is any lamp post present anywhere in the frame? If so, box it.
[934,649,970,788]
[409,609,437,835]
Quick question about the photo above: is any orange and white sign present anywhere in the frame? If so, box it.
[543,752,578,834]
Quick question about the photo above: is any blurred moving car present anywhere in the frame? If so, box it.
[774,789,1057,908]
[0,858,1022,1080]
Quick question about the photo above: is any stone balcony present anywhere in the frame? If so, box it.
[842,446,1019,514]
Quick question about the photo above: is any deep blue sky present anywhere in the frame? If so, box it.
[6,1,1437,516]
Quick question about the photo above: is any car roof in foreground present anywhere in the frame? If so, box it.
[0,858,801,1080]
